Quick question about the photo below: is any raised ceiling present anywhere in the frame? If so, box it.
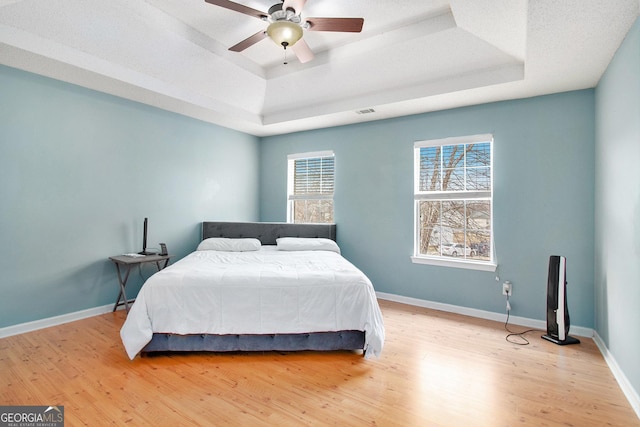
[1,0,638,136]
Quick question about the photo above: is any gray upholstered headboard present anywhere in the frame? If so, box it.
[202,222,337,245]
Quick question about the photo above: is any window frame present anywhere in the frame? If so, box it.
[287,150,335,224]
[411,134,496,271]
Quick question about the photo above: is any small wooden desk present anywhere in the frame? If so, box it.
[108,254,172,313]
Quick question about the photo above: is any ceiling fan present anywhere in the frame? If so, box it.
[204,0,364,63]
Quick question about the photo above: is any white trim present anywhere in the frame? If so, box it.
[411,255,498,272]
[287,151,335,223]
[0,303,117,339]
[375,291,593,337]
[287,150,334,160]
[414,133,493,148]
[413,135,495,267]
[375,292,640,419]
[414,191,491,200]
[593,332,640,419]
[288,194,333,201]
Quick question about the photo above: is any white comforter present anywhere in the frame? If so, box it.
[120,248,385,359]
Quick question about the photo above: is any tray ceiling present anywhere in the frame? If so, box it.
[1,0,638,136]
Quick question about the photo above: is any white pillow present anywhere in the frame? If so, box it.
[197,238,261,252]
[276,237,341,254]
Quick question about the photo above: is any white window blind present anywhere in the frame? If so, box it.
[291,156,334,199]
[287,151,335,223]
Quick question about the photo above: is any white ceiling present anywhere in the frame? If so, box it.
[1,0,638,136]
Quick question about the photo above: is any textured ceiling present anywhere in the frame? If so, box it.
[1,0,638,136]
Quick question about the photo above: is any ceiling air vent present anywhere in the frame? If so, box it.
[356,108,376,115]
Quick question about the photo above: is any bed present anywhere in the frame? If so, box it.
[120,221,385,359]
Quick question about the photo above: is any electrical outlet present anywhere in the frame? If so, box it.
[502,281,512,296]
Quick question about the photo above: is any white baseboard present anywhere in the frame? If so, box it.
[376,291,593,337]
[593,332,640,419]
[377,291,639,420]
[0,304,116,339]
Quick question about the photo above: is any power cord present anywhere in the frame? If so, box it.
[504,293,540,345]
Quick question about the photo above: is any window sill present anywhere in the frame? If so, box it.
[411,256,497,272]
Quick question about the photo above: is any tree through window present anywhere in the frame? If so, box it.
[413,135,494,269]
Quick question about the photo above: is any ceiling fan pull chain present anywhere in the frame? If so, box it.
[283,45,288,65]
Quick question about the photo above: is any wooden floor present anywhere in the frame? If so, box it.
[1,300,638,426]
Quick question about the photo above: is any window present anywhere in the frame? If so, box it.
[287,151,335,223]
[412,134,495,271]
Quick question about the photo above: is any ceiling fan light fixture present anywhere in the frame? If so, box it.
[267,21,303,48]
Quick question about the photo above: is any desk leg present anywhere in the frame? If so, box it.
[154,259,170,271]
[113,263,132,313]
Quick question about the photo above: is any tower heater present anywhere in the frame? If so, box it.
[542,255,580,345]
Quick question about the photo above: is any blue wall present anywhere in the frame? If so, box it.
[595,17,640,400]
[0,65,260,328]
[260,91,595,327]
[0,64,598,332]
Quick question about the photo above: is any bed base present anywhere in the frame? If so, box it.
[142,331,365,354]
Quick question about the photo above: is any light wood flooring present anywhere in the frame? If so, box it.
[1,299,638,426]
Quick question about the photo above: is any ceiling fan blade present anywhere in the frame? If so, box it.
[306,17,364,32]
[292,38,314,63]
[282,0,307,15]
[229,30,268,52]
[204,0,267,20]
